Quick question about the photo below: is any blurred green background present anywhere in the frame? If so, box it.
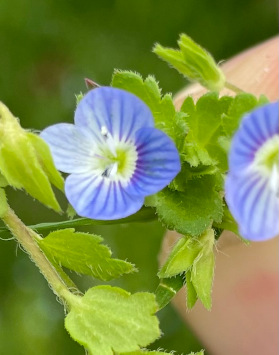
[0,0,277,354]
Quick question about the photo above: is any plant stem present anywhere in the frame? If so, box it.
[224,81,245,94]
[1,206,76,305]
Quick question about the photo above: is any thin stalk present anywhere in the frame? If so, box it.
[224,81,245,94]
[1,206,77,305]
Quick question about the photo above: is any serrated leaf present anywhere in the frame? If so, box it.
[65,286,160,355]
[181,93,233,171]
[222,93,267,136]
[39,229,136,281]
[185,270,198,309]
[111,71,187,147]
[154,34,225,91]
[154,175,223,236]
[0,102,61,211]
[27,132,64,191]
[0,188,8,218]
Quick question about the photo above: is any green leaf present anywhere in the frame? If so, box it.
[0,188,8,218]
[0,173,8,187]
[181,93,233,171]
[27,132,64,191]
[154,34,225,91]
[111,71,187,147]
[155,274,184,309]
[191,245,215,310]
[158,236,202,278]
[39,229,136,281]
[154,175,223,236]
[182,228,215,310]
[159,229,214,278]
[0,102,61,211]
[222,93,267,137]
[65,286,160,355]
[185,270,198,309]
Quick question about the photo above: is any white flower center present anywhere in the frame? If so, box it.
[253,134,279,196]
[92,126,138,183]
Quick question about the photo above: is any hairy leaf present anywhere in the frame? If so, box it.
[65,286,160,355]
[39,229,136,281]
[154,34,225,91]
[0,102,61,211]
[154,175,223,236]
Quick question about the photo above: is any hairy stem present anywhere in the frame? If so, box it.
[1,206,77,305]
[224,81,245,94]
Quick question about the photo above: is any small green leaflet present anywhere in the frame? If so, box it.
[153,33,225,91]
[0,102,61,212]
[111,70,187,149]
[222,93,269,136]
[0,173,8,187]
[180,93,233,171]
[154,175,223,237]
[159,229,215,310]
[65,286,160,355]
[185,271,198,309]
[27,132,64,191]
[39,229,136,281]
[191,242,215,310]
[158,236,203,278]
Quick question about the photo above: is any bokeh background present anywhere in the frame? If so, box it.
[0,1,278,354]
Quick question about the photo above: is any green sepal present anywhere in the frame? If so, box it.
[153,34,225,91]
[159,229,215,310]
[158,236,201,278]
[191,238,215,310]
[153,175,223,237]
[155,274,184,309]
[159,229,214,278]
[180,93,233,171]
[27,132,64,191]
[185,270,198,309]
[65,286,160,355]
[0,173,8,187]
[38,228,136,281]
[0,188,8,218]
[0,102,61,211]
[111,71,188,148]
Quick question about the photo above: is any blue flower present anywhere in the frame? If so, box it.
[225,102,279,241]
[41,87,180,220]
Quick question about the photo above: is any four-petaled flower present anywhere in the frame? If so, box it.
[225,102,279,241]
[41,87,180,220]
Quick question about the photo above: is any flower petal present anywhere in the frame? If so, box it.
[74,87,154,142]
[125,127,181,196]
[40,123,95,174]
[225,171,279,241]
[229,102,279,170]
[65,172,144,220]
